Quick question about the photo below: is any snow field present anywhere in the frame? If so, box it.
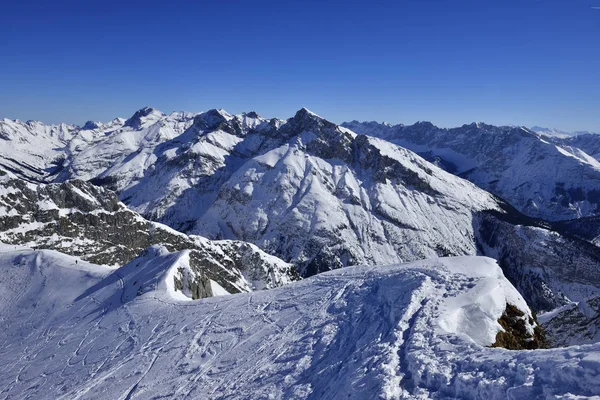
[0,249,598,399]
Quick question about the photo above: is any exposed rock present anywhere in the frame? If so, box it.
[492,304,548,350]
[0,170,299,297]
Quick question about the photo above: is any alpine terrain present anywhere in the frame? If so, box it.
[1,107,600,399]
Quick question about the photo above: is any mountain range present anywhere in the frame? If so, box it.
[2,107,600,398]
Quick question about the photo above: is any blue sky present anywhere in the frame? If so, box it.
[1,0,599,131]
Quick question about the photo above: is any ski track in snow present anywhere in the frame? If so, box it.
[0,248,599,399]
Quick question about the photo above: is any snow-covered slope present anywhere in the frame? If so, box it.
[0,108,195,184]
[554,133,600,162]
[57,107,196,185]
[343,120,600,221]
[0,169,298,296]
[4,250,598,399]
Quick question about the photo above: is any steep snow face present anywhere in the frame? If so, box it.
[343,121,600,221]
[2,251,598,399]
[0,170,298,295]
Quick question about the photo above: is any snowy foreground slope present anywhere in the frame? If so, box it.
[1,248,598,399]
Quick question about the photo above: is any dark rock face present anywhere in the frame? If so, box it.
[81,121,100,130]
[174,256,213,299]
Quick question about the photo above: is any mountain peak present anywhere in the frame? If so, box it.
[294,107,321,120]
[243,111,260,119]
[188,109,236,134]
[81,121,100,130]
[124,107,163,129]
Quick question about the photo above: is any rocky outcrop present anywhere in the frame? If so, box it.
[0,170,299,297]
[492,304,548,350]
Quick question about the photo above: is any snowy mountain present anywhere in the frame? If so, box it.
[3,108,600,314]
[41,108,500,276]
[3,107,600,397]
[0,109,195,184]
[0,169,298,297]
[343,120,600,221]
[5,250,598,399]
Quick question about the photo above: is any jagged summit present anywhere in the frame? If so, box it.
[412,120,436,129]
[243,111,260,119]
[295,107,319,117]
[123,106,164,129]
[283,106,338,135]
[81,120,101,130]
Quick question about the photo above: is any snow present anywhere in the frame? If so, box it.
[436,257,533,345]
[210,280,230,296]
[1,250,599,399]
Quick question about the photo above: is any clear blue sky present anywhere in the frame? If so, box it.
[1,0,599,131]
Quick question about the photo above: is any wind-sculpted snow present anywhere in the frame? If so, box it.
[1,249,598,399]
[343,120,600,221]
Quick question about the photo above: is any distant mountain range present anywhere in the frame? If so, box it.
[530,125,598,138]
[343,120,600,221]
